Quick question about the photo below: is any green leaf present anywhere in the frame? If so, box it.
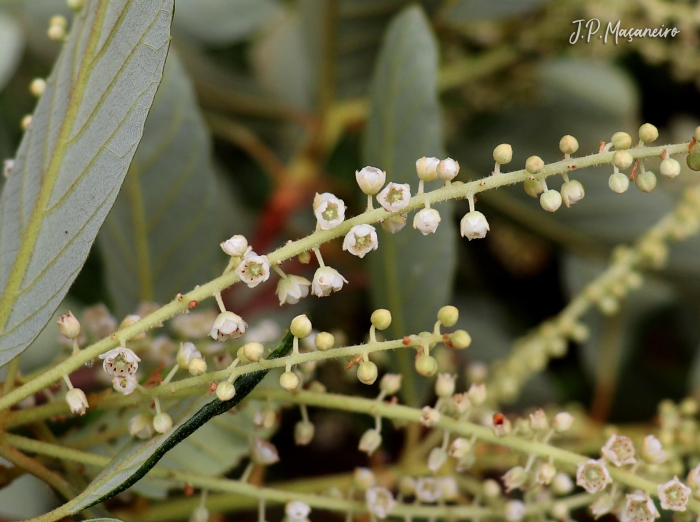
[443,0,545,21]
[0,0,174,366]
[98,51,224,318]
[363,5,456,406]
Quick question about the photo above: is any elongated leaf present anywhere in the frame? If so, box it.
[0,0,173,365]
[99,52,224,317]
[363,5,456,405]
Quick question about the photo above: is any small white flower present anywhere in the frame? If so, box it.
[311,266,347,296]
[561,180,585,207]
[415,477,441,503]
[129,413,154,439]
[529,409,548,432]
[313,192,346,230]
[416,157,439,182]
[449,437,472,458]
[210,311,247,342]
[153,412,173,434]
[641,435,666,464]
[99,347,140,377]
[437,158,460,181]
[57,311,80,339]
[359,429,382,455]
[589,494,615,518]
[379,373,402,395]
[502,466,528,492]
[189,506,209,522]
[435,373,456,398]
[380,214,407,234]
[622,492,660,522]
[251,438,279,465]
[576,459,612,493]
[536,462,556,485]
[420,406,440,427]
[452,392,471,414]
[467,383,487,404]
[235,253,270,288]
[112,375,138,395]
[177,342,202,369]
[356,166,386,195]
[413,208,441,235]
[343,224,378,258]
[3,159,14,178]
[504,500,526,522]
[65,388,88,415]
[460,211,490,240]
[687,462,700,488]
[552,412,574,433]
[276,275,311,305]
[601,434,636,467]
[285,500,311,522]
[551,473,574,496]
[366,487,396,519]
[376,182,411,212]
[220,234,248,256]
[439,477,459,501]
[658,476,690,511]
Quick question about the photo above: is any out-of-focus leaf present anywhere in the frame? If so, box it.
[0,12,24,93]
[443,0,545,21]
[83,519,124,522]
[0,0,173,365]
[99,52,224,318]
[0,462,58,519]
[363,5,456,406]
[174,0,282,46]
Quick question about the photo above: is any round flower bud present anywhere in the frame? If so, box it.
[67,0,84,10]
[482,479,501,498]
[50,15,67,28]
[449,437,472,458]
[371,309,392,330]
[505,500,526,522]
[529,409,548,432]
[66,388,89,415]
[315,332,334,351]
[540,190,562,212]
[435,373,457,397]
[358,429,382,455]
[551,473,574,495]
[399,476,416,496]
[551,501,569,521]
[559,135,579,155]
[695,127,700,142]
[493,144,513,165]
[639,123,659,143]
[29,78,46,97]
[536,462,557,485]
[450,329,472,349]
[298,250,311,264]
[290,314,312,338]
[153,412,173,434]
[687,153,700,171]
[413,208,441,235]
[613,150,634,170]
[57,311,81,339]
[524,179,543,198]
[354,468,377,492]
[380,373,402,395]
[428,447,448,473]
[280,371,300,391]
[609,172,630,193]
[560,180,585,207]
[355,166,386,195]
[21,115,32,131]
[660,158,681,179]
[294,421,315,446]
[188,357,207,376]
[357,360,378,385]
[47,23,66,41]
[415,354,438,376]
[216,381,236,401]
[220,234,248,256]
[243,342,265,362]
[416,157,439,182]
[525,155,544,174]
[612,131,632,150]
[460,211,490,240]
[437,305,458,327]
[437,158,460,180]
[128,413,153,439]
[635,171,657,193]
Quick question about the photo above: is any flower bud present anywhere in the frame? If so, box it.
[220,234,248,256]
[416,157,439,182]
[437,305,458,327]
[435,373,456,397]
[613,150,634,170]
[559,135,579,155]
[57,311,81,339]
[243,342,265,362]
[216,381,236,401]
[153,412,173,434]
[452,392,471,414]
[505,500,526,522]
[561,180,585,207]
[529,409,548,432]
[377,183,411,212]
[525,155,544,174]
[609,172,630,193]
[380,214,407,234]
[493,144,513,165]
[251,438,280,465]
[540,190,562,212]
[359,429,382,455]
[437,158,460,180]
[503,466,528,492]
[483,479,501,498]
[552,412,574,432]
[294,421,315,445]
[356,166,386,195]
[428,447,448,473]
[449,329,472,349]
[460,211,489,240]
[413,208,441,235]
[298,250,311,264]
[551,473,574,495]
[536,462,556,485]
[590,494,615,518]
[315,331,334,351]
[66,388,88,415]
[189,506,209,522]
[67,0,84,10]
[639,123,659,143]
[660,158,681,179]
[467,383,487,404]
[188,357,207,376]
[551,501,569,521]
[357,360,378,385]
[354,467,376,490]
[687,153,700,171]
[641,435,667,464]
[612,131,632,150]
[29,78,46,98]
[380,373,402,395]
[291,314,312,338]
[129,413,154,439]
[524,179,543,198]
[399,476,416,496]
[371,309,392,330]
[635,171,657,193]
[47,22,66,41]
[280,371,300,391]
[449,437,472,458]
[415,354,438,376]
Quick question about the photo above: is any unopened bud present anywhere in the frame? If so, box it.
[291,314,312,338]
[57,311,81,339]
[552,412,574,432]
[380,373,402,395]
[660,158,681,179]
[525,155,544,174]
[559,135,579,155]
[315,331,334,351]
[280,371,300,391]
[29,78,46,97]
[188,357,207,376]
[609,172,630,193]
[437,306,458,327]
[153,412,173,434]
[294,421,315,445]
[613,150,634,170]
[611,131,632,150]
[415,355,438,376]
[416,157,439,182]
[524,179,543,198]
[435,373,457,397]
[639,123,659,143]
[493,144,513,165]
[216,381,236,401]
[540,190,562,212]
[371,309,392,330]
[428,447,448,473]
[450,329,471,349]
[357,360,378,385]
[635,171,657,193]
[243,342,265,362]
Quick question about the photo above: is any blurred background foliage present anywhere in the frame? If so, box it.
[1,0,700,518]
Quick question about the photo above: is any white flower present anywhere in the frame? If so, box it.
[311,266,347,296]
[343,224,378,258]
[380,214,407,234]
[3,159,14,178]
[504,500,526,522]
[435,373,456,397]
[561,180,585,207]
[687,462,700,488]
[621,492,660,522]
[536,462,556,485]
[437,158,460,181]
[112,375,138,395]
[313,192,346,230]
[413,208,441,235]
[65,388,88,415]
[99,347,140,376]
[529,409,548,432]
[551,473,574,496]
[177,342,202,369]
[153,412,173,434]
[376,182,411,212]
[449,437,472,458]
[251,438,279,465]
[415,477,441,503]
[589,494,615,518]
[467,383,487,404]
[641,435,666,464]
[502,466,528,492]
[359,429,382,455]
[276,275,311,305]
[285,500,311,522]
[220,234,248,256]
[129,413,154,439]
[366,487,396,519]
[540,189,562,212]
[552,412,574,432]
[416,157,439,182]
[189,506,209,522]
[210,311,247,342]
[439,477,459,501]
[235,253,270,288]
[452,393,471,414]
[460,211,490,240]
[575,459,612,493]
[356,166,386,195]
[354,468,376,490]
[57,311,80,339]
[420,406,440,427]
[658,476,690,511]
[601,434,636,467]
